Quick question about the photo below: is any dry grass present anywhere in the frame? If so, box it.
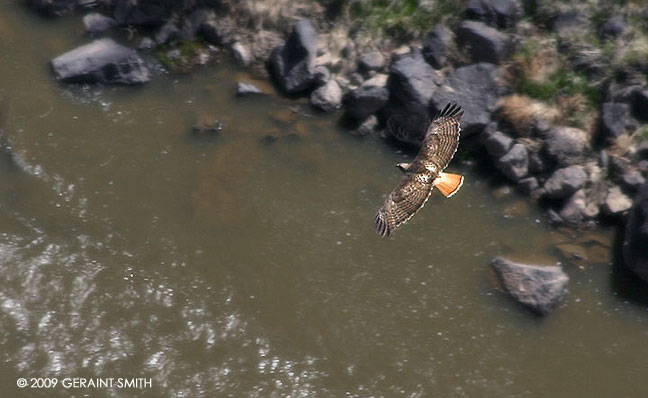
[496,94,559,136]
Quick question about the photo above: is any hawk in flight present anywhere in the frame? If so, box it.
[375,103,464,237]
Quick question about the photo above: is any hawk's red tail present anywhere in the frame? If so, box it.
[433,172,464,198]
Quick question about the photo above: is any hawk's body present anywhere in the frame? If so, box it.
[375,103,464,237]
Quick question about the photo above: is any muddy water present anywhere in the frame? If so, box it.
[0,3,646,398]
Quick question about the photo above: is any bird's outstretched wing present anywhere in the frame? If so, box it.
[375,172,434,237]
[416,103,463,172]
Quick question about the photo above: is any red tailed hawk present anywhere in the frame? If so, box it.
[375,103,464,237]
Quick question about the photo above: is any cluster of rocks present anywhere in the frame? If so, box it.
[26,0,648,295]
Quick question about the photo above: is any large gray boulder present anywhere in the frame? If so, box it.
[599,102,629,142]
[422,26,453,69]
[51,39,151,85]
[269,19,318,94]
[482,129,513,158]
[343,85,389,120]
[113,0,174,27]
[544,126,589,167]
[624,181,648,283]
[456,20,512,64]
[491,257,569,315]
[465,0,522,29]
[543,166,588,200]
[430,63,504,136]
[497,143,528,181]
[388,49,440,107]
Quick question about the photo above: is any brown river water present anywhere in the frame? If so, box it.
[0,2,647,397]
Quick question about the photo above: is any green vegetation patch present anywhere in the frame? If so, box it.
[156,40,209,74]
[515,69,601,107]
[348,0,465,40]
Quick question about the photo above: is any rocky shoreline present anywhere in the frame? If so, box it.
[25,0,648,303]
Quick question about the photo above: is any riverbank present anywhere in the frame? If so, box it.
[25,0,648,284]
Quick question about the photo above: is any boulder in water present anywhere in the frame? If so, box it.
[51,38,150,85]
[491,257,569,315]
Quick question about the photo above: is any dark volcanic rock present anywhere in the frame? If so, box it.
[599,102,629,141]
[552,8,587,33]
[311,79,342,112]
[491,257,569,315]
[456,20,512,64]
[358,52,386,75]
[528,151,548,174]
[482,129,513,158]
[497,143,528,181]
[355,115,378,136]
[422,26,453,69]
[51,38,150,85]
[543,166,587,200]
[637,140,648,160]
[430,63,503,137]
[180,8,211,41]
[313,65,331,86]
[623,181,648,283]
[83,13,118,36]
[113,0,173,27]
[388,49,439,107]
[559,189,587,225]
[155,20,180,45]
[465,0,521,29]
[599,15,626,40]
[621,170,646,193]
[631,88,648,121]
[344,85,389,121]
[544,126,589,167]
[270,19,318,94]
[517,176,539,194]
[26,0,76,16]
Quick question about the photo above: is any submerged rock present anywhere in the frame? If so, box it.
[623,181,648,283]
[491,257,569,315]
[51,38,150,85]
[354,115,379,136]
[192,118,223,135]
[236,82,265,96]
[269,19,318,94]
